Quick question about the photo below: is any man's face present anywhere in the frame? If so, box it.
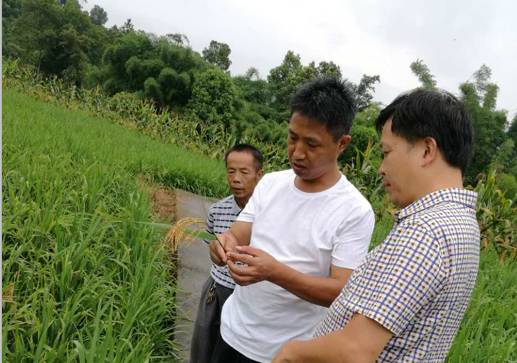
[379,119,422,208]
[287,112,349,182]
[226,151,262,201]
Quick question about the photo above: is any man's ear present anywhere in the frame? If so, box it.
[421,137,438,166]
[338,135,352,154]
[257,169,264,179]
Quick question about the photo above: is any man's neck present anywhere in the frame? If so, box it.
[294,168,341,193]
[414,168,464,201]
[234,196,249,209]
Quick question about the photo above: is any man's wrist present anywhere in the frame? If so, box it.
[267,259,286,283]
[277,340,304,363]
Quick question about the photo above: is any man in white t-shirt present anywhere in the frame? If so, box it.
[209,78,375,363]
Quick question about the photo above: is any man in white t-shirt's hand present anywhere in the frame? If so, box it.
[226,246,277,285]
[209,78,375,363]
[209,233,235,265]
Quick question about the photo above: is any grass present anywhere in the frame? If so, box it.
[2,89,227,361]
[447,248,517,362]
[3,90,228,199]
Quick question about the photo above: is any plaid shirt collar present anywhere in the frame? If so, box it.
[395,188,478,223]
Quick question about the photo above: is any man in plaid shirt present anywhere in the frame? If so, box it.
[273,89,480,362]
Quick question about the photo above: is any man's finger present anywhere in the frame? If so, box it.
[216,242,227,263]
[209,241,222,265]
[210,239,227,265]
[228,268,255,286]
[235,245,262,257]
[227,259,254,276]
[228,267,248,284]
[228,252,255,265]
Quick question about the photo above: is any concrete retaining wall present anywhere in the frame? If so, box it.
[174,189,216,362]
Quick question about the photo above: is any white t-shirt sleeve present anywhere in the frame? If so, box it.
[331,206,375,269]
[236,173,271,223]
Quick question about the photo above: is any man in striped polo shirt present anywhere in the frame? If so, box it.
[190,144,263,363]
[273,89,480,362]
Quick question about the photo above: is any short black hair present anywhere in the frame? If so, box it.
[376,88,473,173]
[290,78,357,140]
[224,144,264,170]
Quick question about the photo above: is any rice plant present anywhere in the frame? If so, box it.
[2,90,194,362]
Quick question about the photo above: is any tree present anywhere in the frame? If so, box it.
[2,0,22,57]
[101,31,203,108]
[341,124,379,162]
[410,59,436,89]
[460,65,508,182]
[121,18,134,33]
[202,40,231,71]
[505,114,517,177]
[353,103,381,128]
[244,67,260,81]
[2,0,21,18]
[316,61,342,79]
[508,114,517,144]
[102,31,154,93]
[267,51,309,112]
[188,68,238,129]
[473,64,492,95]
[166,33,190,47]
[8,0,106,85]
[492,139,515,171]
[472,64,499,111]
[353,74,380,111]
[89,5,107,26]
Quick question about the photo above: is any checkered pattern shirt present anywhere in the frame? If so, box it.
[204,195,241,289]
[315,188,480,362]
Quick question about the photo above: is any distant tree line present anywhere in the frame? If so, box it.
[3,0,517,197]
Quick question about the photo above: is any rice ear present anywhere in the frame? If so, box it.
[165,217,205,252]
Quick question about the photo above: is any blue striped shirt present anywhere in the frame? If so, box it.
[204,195,241,289]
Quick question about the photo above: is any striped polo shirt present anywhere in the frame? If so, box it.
[315,188,480,362]
[203,195,241,289]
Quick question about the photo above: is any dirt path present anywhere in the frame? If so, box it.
[142,179,215,363]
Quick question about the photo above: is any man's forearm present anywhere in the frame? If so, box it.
[228,221,252,246]
[273,315,391,363]
[268,263,347,307]
[273,330,364,363]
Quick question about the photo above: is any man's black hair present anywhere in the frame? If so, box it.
[376,88,473,174]
[290,78,357,140]
[224,144,264,170]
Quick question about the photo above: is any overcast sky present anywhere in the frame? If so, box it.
[84,0,517,117]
